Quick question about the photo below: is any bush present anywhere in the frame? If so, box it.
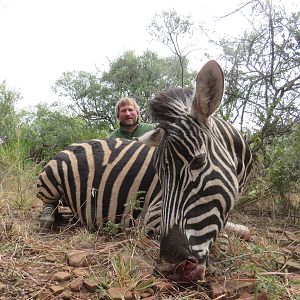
[267,125,300,195]
[21,104,109,163]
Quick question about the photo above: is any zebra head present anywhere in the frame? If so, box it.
[139,61,240,283]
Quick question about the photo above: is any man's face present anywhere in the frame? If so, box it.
[118,104,139,128]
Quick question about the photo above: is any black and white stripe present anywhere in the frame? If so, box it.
[37,138,161,231]
[139,60,252,282]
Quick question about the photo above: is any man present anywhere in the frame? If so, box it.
[110,97,154,140]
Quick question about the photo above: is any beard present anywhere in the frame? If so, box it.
[120,118,138,129]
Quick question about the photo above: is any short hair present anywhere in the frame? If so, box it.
[115,97,140,120]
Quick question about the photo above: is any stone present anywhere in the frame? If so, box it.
[211,279,255,298]
[35,290,52,300]
[83,278,98,292]
[69,277,84,292]
[49,285,65,295]
[44,255,56,262]
[66,250,96,267]
[142,296,158,300]
[238,291,269,300]
[53,271,71,282]
[106,287,133,300]
[72,268,89,277]
[59,290,73,300]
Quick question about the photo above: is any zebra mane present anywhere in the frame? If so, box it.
[149,88,194,126]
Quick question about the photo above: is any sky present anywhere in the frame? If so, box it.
[0,0,298,109]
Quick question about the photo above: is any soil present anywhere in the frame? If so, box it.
[0,201,299,300]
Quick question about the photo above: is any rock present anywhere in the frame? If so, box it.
[210,279,255,298]
[238,291,269,299]
[84,278,98,292]
[44,255,56,262]
[53,271,71,282]
[239,292,252,298]
[66,250,96,267]
[139,287,154,298]
[62,266,73,272]
[69,277,84,292]
[106,287,133,300]
[138,265,155,279]
[59,290,73,300]
[210,281,227,298]
[35,290,52,300]
[72,268,90,277]
[49,285,65,295]
[142,296,158,300]
[139,291,153,298]
[0,282,6,292]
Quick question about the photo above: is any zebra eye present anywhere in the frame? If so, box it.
[190,154,206,170]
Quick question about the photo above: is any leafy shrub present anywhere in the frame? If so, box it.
[21,103,109,163]
[267,125,300,195]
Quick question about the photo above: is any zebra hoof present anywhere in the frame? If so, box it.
[39,204,56,231]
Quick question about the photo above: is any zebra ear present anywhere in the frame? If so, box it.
[190,60,224,123]
[137,128,164,147]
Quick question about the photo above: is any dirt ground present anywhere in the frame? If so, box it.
[0,200,299,300]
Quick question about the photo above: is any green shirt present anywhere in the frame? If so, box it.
[109,122,154,140]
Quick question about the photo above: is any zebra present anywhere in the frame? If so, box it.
[37,138,162,232]
[37,136,249,239]
[138,60,252,283]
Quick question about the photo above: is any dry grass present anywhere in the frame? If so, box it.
[0,189,299,299]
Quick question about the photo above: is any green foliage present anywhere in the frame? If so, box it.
[124,191,146,214]
[53,70,116,128]
[53,50,194,126]
[266,125,300,194]
[21,103,108,162]
[102,221,122,236]
[0,83,39,208]
[102,50,194,122]
[0,81,21,143]
[254,274,285,299]
[0,129,40,209]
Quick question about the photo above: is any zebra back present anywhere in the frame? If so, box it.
[37,138,161,230]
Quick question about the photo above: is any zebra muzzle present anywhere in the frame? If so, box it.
[156,258,206,283]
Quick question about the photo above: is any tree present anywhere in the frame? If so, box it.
[52,71,115,129]
[0,81,21,143]
[148,9,201,87]
[215,0,300,150]
[53,50,194,126]
[102,50,194,121]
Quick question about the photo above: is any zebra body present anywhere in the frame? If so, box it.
[138,60,252,282]
[37,138,161,231]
